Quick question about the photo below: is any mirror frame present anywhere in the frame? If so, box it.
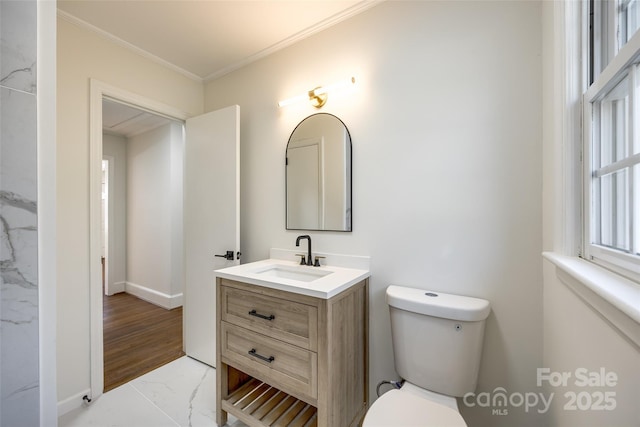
[285,113,352,232]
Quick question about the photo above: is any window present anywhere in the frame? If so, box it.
[621,0,640,46]
[584,1,640,281]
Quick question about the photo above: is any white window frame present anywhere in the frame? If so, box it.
[584,1,640,283]
[543,0,640,352]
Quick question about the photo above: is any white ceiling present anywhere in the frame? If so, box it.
[102,99,176,138]
[57,0,379,82]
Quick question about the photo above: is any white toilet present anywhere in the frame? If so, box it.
[363,285,491,427]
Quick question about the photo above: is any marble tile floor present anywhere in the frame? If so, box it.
[59,356,248,427]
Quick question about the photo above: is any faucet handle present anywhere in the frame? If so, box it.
[295,254,307,265]
[313,256,326,267]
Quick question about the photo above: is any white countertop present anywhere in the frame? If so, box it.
[215,258,370,299]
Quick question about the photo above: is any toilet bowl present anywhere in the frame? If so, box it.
[363,382,466,427]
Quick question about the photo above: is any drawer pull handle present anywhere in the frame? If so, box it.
[248,348,275,363]
[248,309,275,321]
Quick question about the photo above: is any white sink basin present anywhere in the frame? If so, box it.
[215,253,370,299]
[251,264,333,282]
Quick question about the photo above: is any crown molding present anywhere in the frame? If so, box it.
[203,0,383,82]
[57,9,204,83]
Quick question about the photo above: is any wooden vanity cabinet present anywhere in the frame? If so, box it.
[216,277,369,427]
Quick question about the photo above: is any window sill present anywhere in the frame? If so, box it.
[543,252,640,348]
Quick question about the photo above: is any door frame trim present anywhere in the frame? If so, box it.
[88,79,190,399]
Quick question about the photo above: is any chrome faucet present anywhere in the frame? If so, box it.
[295,235,312,266]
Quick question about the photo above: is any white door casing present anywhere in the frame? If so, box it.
[184,105,240,367]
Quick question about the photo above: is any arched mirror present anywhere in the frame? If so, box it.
[286,113,352,231]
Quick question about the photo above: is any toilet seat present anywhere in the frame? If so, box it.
[363,388,467,427]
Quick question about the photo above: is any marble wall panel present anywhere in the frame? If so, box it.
[0,0,37,93]
[0,86,39,427]
[0,0,39,425]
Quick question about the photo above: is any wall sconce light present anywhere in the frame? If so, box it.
[278,77,356,108]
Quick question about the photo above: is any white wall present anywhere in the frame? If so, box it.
[541,2,640,426]
[542,264,640,426]
[205,2,543,426]
[103,133,127,294]
[126,122,183,306]
[56,16,202,404]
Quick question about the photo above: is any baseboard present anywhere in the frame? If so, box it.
[57,388,91,417]
[125,281,183,309]
[106,281,125,295]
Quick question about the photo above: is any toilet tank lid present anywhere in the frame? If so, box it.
[386,285,491,321]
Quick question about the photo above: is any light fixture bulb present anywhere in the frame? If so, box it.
[278,94,307,107]
[323,77,356,94]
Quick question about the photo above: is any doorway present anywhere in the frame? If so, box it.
[88,79,240,401]
[100,97,185,391]
[89,80,192,397]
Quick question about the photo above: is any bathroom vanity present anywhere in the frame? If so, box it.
[215,254,370,427]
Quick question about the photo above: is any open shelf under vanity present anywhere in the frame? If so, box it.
[222,377,317,427]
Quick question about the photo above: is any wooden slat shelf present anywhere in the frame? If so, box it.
[221,378,318,427]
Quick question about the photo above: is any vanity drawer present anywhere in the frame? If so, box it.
[220,284,318,351]
[221,322,318,402]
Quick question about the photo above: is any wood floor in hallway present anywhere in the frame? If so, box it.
[103,292,184,392]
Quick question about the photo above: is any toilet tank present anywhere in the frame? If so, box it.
[386,285,490,397]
